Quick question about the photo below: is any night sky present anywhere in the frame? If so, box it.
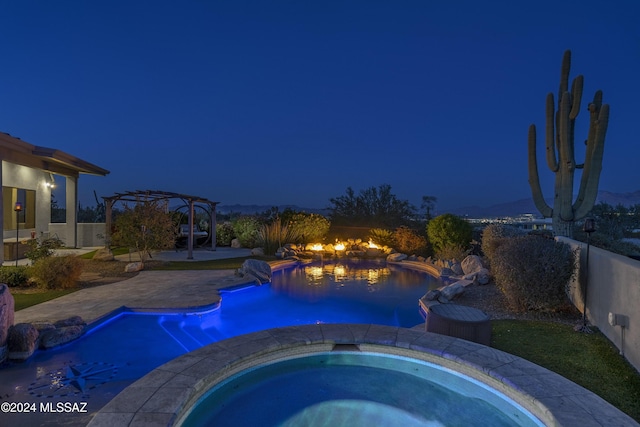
[1,1,639,212]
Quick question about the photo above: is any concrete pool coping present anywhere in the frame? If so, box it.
[88,324,638,427]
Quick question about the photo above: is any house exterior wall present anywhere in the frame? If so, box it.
[1,161,52,241]
[48,222,106,247]
[559,237,640,373]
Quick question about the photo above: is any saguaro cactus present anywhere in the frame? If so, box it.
[528,50,610,237]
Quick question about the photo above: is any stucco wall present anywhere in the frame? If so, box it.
[1,162,52,241]
[48,222,106,247]
[77,223,106,247]
[559,237,640,373]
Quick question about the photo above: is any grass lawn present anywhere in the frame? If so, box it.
[492,320,640,422]
[13,289,77,311]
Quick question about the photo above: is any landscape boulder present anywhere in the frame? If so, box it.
[0,284,15,363]
[124,262,144,273]
[8,323,39,361]
[39,325,85,349]
[439,281,465,300]
[237,259,272,284]
[54,316,86,328]
[422,289,441,301]
[451,262,464,276]
[231,238,242,249]
[386,253,408,262]
[476,268,491,285]
[251,247,265,256]
[461,255,485,275]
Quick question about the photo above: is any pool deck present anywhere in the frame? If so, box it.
[14,247,254,325]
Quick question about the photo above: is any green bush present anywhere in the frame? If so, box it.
[258,221,303,255]
[427,214,473,257]
[368,228,395,248]
[216,222,235,246]
[490,234,576,312]
[392,226,429,256]
[232,216,262,248]
[284,212,330,243]
[25,236,65,263]
[30,255,84,289]
[480,224,526,262]
[0,266,31,287]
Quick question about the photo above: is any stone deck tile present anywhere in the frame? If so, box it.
[90,324,638,427]
[14,270,249,325]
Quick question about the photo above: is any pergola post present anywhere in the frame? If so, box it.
[209,203,217,251]
[187,199,194,260]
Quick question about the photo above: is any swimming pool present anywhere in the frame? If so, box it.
[0,260,440,425]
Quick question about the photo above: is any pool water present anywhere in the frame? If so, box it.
[0,259,440,418]
[180,352,543,427]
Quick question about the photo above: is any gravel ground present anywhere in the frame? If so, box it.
[454,281,582,325]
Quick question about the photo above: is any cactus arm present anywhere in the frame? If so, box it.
[528,124,553,217]
[558,50,571,98]
[569,75,583,119]
[545,93,559,172]
[574,102,609,219]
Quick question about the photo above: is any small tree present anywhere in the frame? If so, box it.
[328,184,416,228]
[421,195,437,222]
[111,199,176,263]
[426,214,473,258]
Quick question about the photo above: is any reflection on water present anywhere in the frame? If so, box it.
[272,259,439,303]
[304,263,391,286]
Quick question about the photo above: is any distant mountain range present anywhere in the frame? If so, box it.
[217,190,640,219]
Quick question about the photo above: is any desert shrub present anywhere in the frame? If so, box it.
[111,200,176,262]
[284,212,330,243]
[25,236,65,263]
[0,266,31,287]
[216,222,235,246]
[258,221,303,255]
[435,243,467,262]
[232,216,262,248]
[491,234,576,312]
[481,224,526,262]
[393,226,429,256]
[426,214,473,255]
[30,255,84,289]
[368,228,395,248]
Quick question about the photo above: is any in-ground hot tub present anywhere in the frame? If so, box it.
[179,350,543,427]
[89,324,639,427]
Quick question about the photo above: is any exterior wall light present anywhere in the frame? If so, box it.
[14,202,23,266]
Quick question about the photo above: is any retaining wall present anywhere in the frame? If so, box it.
[559,237,640,373]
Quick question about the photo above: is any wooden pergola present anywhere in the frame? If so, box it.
[103,190,219,260]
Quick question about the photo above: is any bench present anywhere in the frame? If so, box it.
[3,239,32,261]
[423,302,491,346]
